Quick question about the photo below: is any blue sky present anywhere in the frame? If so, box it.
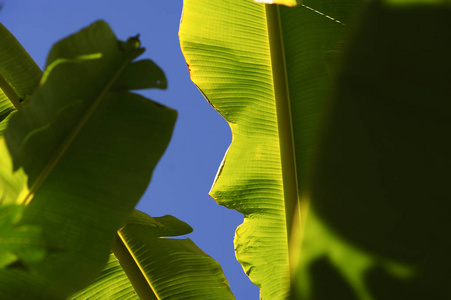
[1,0,259,298]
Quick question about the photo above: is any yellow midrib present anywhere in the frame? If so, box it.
[265,1,301,291]
[0,73,21,110]
[114,232,160,300]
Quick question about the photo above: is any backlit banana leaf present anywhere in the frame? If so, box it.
[0,23,42,135]
[73,210,234,300]
[180,0,359,298]
[0,95,14,135]
[0,21,176,299]
[182,0,451,299]
[254,0,299,7]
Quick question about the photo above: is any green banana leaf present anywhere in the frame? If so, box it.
[73,210,234,300]
[0,23,42,135]
[0,97,14,135]
[254,0,299,7]
[180,0,358,298]
[181,0,451,298]
[0,21,176,299]
[71,253,139,300]
[292,1,451,299]
[0,205,46,269]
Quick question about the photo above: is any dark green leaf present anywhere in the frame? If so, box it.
[114,59,167,90]
[0,205,45,269]
[0,23,42,115]
[294,2,451,299]
[0,21,176,299]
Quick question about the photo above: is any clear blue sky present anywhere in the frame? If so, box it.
[1,1,259,299]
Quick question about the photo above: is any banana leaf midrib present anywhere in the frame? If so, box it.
[265,4,300,245]
[112,232,159,300]
[0,73,21,110]
[0,23,43,106]
[22,53,135,205]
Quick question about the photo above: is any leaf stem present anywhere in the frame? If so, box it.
[112,232,159,300]
[266,1,301,281]
[0,73,21,110]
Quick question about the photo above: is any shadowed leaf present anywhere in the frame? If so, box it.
[0,21,176,299]
[0,205,45,268]
[294,2,451,299]
[0,23,42,134]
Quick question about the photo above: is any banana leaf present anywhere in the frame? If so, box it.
[73,210,234,300]
[0,21,176,299]
[71,253,139,300]
[180,0,358,298]
[181,0,451,298]
[0,97,14,135]
[0,23,42,135]
[0,205,45,269]
[254,0,299,7]
[293,1,451,299]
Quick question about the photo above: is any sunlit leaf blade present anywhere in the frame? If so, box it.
[0,137,28,206]
[0,23,42,107]
[71,254,139,300]
[0,83,15,118]
[74,211,234,300]
[0,205,45,268]
[118,211,234,300]
[180,0,356,298]
[253,0,299,6]
[0,92,14,135]
[293,2,451,299]
[0,21,176,298]
[181,2,287,298]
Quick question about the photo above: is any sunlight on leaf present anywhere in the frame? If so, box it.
[253,0,299,6]
[75,210,234,300]
[71,254,139,300]
[179,0,358,298]
[0,205,46,268]
[117,211,234,300]
[40,53,102,85]
[295,210,416,300]
[0,138,29,206]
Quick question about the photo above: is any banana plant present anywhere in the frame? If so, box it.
[180,0,451,299]
[0,21,233,299]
